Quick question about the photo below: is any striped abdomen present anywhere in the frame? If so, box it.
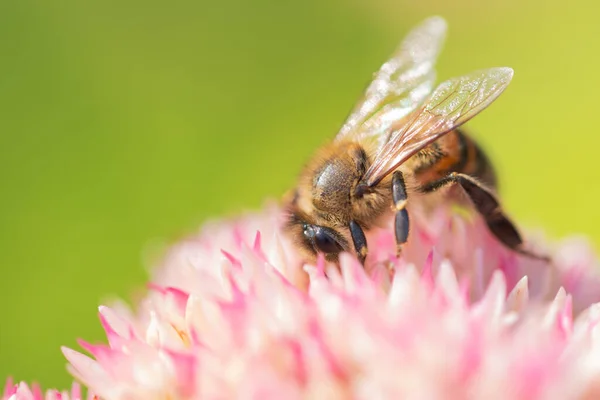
[412,129,497,189]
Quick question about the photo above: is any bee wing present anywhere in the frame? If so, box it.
[335,16,447,145]
[363,67,514,186]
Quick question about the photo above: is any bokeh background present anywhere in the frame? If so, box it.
[2,0,600,389]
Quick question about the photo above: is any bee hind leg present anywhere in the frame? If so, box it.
[392,171,410,257]
[421,172,550,262]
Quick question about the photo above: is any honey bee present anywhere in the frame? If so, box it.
[283,16,549,264]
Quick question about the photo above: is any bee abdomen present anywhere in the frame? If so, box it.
[455,130,497,189]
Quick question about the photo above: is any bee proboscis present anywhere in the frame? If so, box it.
[283,16,548,264]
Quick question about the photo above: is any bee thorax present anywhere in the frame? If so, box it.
[313,160,358,214]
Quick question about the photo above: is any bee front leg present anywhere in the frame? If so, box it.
[349,220,368,264]
[392,171,410,256]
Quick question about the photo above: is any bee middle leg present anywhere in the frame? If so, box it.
[392,171,410,256]
[420,172,549,261]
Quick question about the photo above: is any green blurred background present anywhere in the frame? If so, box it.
[1,0,599,389]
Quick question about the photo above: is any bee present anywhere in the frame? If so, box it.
[283,16,549,264]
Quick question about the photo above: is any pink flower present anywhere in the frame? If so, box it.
[48,203,600,399]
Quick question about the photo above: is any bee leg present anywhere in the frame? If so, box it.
[392,171,410,256]
[349,220,368,264]
[421,172,549,262]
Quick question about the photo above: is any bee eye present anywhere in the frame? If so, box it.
[315,231,343,253]
[303,224,343,254]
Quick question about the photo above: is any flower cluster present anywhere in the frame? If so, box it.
[4,204,600,399]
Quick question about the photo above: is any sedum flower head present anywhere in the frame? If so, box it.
[4,203,599,399]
